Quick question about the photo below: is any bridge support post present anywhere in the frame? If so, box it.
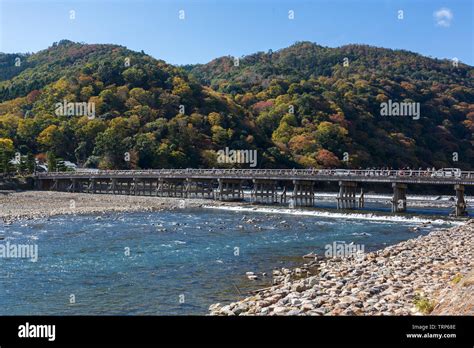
[108,179,117,194]
[454,185,468,217]
[77,179,85,193]
[186,179,215,199]
[133,178,139,195]
[87,179,95,193]
[358,188,365,208]
[67,179,77,192]
[292,180,315,207]
[122,180,129,195]
[217,179,243,201]
[252,179,277,204]
[337,181,357,209]
[391,183,407,213]
[280,186,287,204]
[156,179,186,197]
[143,179,150,196]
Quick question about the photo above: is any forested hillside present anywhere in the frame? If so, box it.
[0,40,266,170]
[0,40,473,171]
[188,42,474,169]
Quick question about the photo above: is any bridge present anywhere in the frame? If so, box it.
[35,169,474,216]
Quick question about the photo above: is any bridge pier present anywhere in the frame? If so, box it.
[122,180,131,195]
[251,179,277,204]
[186,178,215,199]
[136,179,148,196]
[337,181,357,209]
[454,184,468,217]
[67,178,77,192]
[358,188,365,208]
[157,178,186,197]
[132,178,139,195]
[94,179,102,193]
[97,179,108,194]
[78,179,88,193]
[217,179,243,201]
[87,178,95,193]
[292,180,315,207]
[392,183,407,213]
[115,179,131,195]
[280,186,287,204]
[142,179,155,196]
[60,178,74,191]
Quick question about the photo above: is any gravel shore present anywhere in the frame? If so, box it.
[0,190,238,223]
[209,220,473,316]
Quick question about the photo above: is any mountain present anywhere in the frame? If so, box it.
[188,42,474,169]
[0,40,473,171]
[0,40,265,169]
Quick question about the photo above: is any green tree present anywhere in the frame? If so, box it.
[47,152,58,172]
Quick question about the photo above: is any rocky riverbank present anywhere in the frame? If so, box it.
[0,190,242,223]
[209,220,473,316]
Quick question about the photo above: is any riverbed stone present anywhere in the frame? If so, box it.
[209,221,473,317]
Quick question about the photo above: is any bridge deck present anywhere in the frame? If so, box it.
[36,169,474,186]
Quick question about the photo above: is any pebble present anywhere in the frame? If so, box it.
[210,221,473,316]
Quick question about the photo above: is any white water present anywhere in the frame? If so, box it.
[203,205,463,225]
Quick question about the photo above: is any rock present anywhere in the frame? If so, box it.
[287,309,302,315]
[290,298,302,306]
[291,282,306,292]
[204,222,474,317]
[233,307,243,315]
[301,303,315,311]
[335,302,350,310]
[273,306,288,315]
[268,295,282,304]
[209,303,221,312]
[220,305,236,316]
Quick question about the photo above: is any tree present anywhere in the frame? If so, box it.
[123,67,146,87]
[37,125,63,153]
[47,152,58,172]
[0,138,15,175]
[315,149,341,168]
[26,153,36,174]
[314,122,348,154]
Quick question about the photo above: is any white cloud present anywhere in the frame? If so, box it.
[433,8,453,27]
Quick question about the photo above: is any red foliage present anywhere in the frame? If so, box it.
[26,90,41,104]
[316,149,341,168]
[329,113,348,128]
[35,153,47,164]
[252,100,274,113]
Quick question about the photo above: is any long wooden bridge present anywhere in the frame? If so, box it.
[35,169,474,216]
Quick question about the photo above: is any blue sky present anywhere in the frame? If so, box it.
[0,0,473,65]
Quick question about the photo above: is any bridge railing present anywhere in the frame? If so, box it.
[35,168,474,180]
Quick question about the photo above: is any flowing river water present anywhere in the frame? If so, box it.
[0,203,463,315]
